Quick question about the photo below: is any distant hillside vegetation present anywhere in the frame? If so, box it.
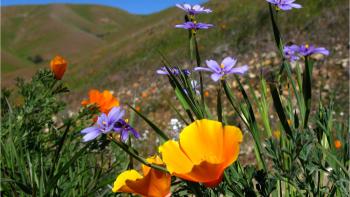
[1,0,348,92]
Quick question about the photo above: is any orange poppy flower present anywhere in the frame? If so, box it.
[81,89,119,114]
[112,155,171,197]
[334,139,342,149]
[50,55,67,80]
[159,119,243,187]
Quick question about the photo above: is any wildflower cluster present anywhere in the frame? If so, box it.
[2,1,348,197]
[80,92,139,142]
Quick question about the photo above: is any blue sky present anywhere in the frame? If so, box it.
[1,0,208,14]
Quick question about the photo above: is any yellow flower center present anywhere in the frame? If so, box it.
[102,121,107,125]
[220,64,225,69]
[125,119,129,123]
[305,44,309,48]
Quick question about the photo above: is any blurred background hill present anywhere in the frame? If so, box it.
[1,0,349,114]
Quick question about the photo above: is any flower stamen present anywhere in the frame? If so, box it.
[220,64,225,69]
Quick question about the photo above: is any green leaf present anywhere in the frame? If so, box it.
[269,82,293,137]
[302,57,313,128]
[128,104,169,141]
[268,4,282,52]
[46,143,90,195]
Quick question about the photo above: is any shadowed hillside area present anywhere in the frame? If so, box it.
[2,0,349,112]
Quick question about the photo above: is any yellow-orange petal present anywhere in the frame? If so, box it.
[126,168,171,197]
[50,55,67,80]
[142,155,164,176]
[112,170,142,193]
[160,119,243,186]
[180,119,242,167]
[159,140,194,174]
[113,156,171,197]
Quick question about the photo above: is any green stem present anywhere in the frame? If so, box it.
[110,138,168,173]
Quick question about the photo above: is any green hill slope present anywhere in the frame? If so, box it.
[1,4,142,80]
[1,0,348,94]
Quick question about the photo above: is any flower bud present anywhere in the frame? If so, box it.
[50,55,67,80]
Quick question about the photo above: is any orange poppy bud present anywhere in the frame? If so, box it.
[159,119,242,187]
[50,55,67,80]
[334,139,342,149]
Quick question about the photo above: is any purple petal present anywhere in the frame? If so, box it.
[266,0,277,4]
[193,5,201,10]
[221,57,237,71]
[156,70,168,75]
[196,23,214,29]
[278,4,292,10]
[130,128,141,139]
[228,65,249,75]
[81,126,99,134]
[175,24,188,29]
[82,130,101,142]
[313,47,329,56]
[156,68,168,75]
[206,60,221,72]
[203,8,212,13]
[194,67,213,72]
[183,4,191,10]
[97,113,108,126]
[121,131,129,142]
[175,4,185,10]
[108,107,124,123]
[211,73,223,82]
[290,3,302,8]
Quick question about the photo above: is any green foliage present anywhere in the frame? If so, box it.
[1,69,127,196]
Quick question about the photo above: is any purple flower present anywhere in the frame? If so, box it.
[183,80,200,96]
[156,67,190,76]
[266,0,302,10]
[194,56,248,82]
[175,21,214,30]
[81,107,125,142]
[283,44,300,62]
[298,44,329,57]
[114,119,140,142]
[176,4,212,15]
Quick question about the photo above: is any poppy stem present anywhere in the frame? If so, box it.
[110,138,169,173]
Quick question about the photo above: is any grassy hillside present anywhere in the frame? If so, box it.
[1,4,142,80]
[2,0,349,98]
